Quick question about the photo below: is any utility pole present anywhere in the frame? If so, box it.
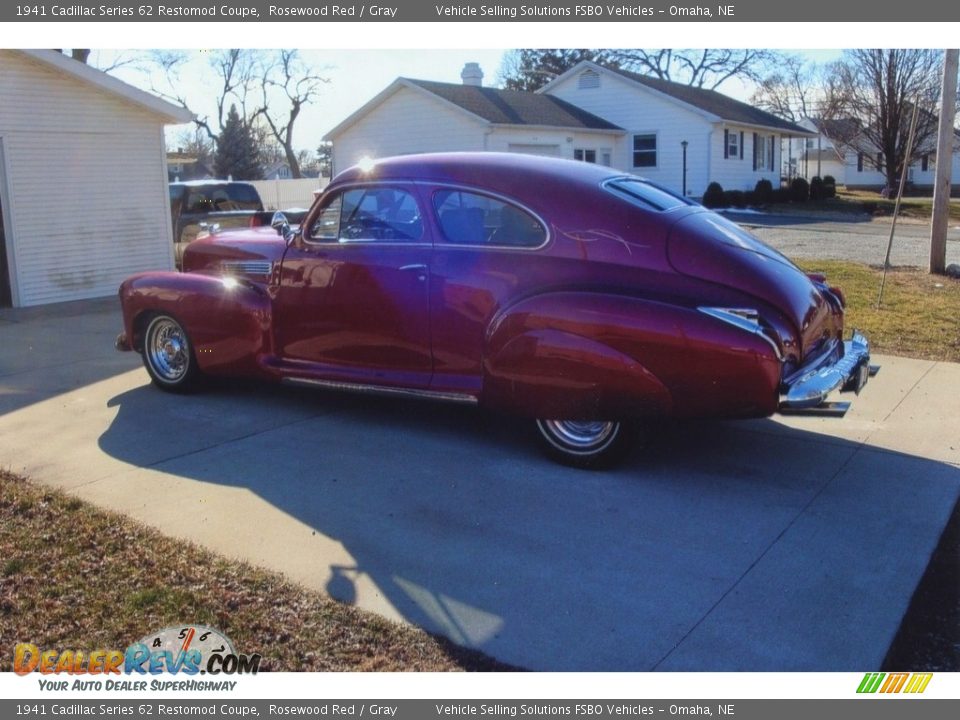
[929,49,958,275]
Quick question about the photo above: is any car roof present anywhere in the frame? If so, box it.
[333,152,626,189]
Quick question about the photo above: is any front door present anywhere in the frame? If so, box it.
[274,184,432,388]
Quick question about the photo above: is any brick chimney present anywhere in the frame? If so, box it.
[461,62,484,87]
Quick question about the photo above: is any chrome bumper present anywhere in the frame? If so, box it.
[779,331,878,417]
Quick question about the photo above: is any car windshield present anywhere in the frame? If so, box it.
[604,178,694,212]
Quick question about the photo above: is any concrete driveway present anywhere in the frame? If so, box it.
[1,298,958,671]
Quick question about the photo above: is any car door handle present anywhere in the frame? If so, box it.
[399,264,428,281]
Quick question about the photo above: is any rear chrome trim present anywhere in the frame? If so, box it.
[282,377,479,405]
[779,330,873,412]
[779,401,851,418]
[697,306,783,360]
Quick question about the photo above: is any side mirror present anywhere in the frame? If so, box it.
[270,211,297,246]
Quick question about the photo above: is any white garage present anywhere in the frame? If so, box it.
[0,50,192,307]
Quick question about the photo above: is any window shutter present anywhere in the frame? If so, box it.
[739,131,744,159]
[770,135,775,171]
[724,130,729,159]
[752,133,758,170]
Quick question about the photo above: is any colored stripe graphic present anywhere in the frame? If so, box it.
[904,673,933,694]
[857,672,885,693]
[880,673,909,693]
[857,672,932,694]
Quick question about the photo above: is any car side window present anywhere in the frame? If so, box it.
[433,190,546,248]
[309,187,423,243]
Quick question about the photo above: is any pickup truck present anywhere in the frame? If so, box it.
[169,180,310,268]
[169,181,265,268]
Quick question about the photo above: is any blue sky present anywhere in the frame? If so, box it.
[97,48,844,157]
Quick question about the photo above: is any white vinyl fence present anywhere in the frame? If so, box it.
[250,178,329,211]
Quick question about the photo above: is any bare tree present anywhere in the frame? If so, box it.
[827,49,943,189]
[252,50,329,179]
[611,49,775,89]
[751,55,820,122]
[148,49,259,147]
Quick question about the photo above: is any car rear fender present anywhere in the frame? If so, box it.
[483,291,782,420]
[119,271,272,377]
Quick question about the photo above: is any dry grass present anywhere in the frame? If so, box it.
[797,260,960,363]
[0,470,514,672]
[764,189,960,221]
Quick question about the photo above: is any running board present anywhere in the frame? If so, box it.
[779,401,851,418]
[282,377,478,405]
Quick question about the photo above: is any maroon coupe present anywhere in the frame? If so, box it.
[117,153,875,466]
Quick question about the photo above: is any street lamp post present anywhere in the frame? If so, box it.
[681,140,689,196]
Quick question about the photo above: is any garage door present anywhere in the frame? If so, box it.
[507,144,562,157]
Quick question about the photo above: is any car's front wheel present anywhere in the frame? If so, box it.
[142,313,201,392]
[535,419,630,468]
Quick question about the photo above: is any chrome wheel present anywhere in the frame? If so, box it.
[536,418,626,467]
[143,314,197,390]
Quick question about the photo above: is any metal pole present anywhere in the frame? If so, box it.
[930,49,958,275]
[681,140,688,196]
[878,101,920,308]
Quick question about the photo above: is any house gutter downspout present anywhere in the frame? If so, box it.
[705,127,713,196]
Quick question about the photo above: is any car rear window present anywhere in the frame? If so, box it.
[604,178,694,212]
[182,184,262,213]
[433,190,546,248]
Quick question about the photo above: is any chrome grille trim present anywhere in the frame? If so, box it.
[222,261,272,276]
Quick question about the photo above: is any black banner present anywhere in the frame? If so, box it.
[4,0,960,22]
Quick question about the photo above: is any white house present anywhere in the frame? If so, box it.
[0,50,192,308]
[325,61,814,199]
[797,116,960,190]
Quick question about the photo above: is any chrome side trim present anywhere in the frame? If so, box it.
[697,306,783,360]
[282,377,479,405]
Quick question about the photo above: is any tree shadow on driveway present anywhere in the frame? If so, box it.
[97,380,960,671]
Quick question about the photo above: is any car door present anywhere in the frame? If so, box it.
[273,183,433,389]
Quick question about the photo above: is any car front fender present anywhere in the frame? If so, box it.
[119,272,272,377]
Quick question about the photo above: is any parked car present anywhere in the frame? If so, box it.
[119,153,875,467]
[169,180,265,268]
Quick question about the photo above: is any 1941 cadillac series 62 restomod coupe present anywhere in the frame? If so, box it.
[117,153,876,467]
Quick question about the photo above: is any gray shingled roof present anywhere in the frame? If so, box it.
[605,66,812,135]
[404,78,623,131]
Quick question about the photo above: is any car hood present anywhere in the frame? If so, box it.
[183,227,286,273]
[667,211,840,360]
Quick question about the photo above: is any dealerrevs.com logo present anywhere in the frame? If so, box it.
[14,625,261,677]
[857,672,933,694]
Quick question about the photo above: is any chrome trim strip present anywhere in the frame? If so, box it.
[282,377,479,405]
[697,306,783,360]
[779,401,851,418]
[222,260,272,276]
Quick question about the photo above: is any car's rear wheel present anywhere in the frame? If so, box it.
[535,419,629,468]
[142,314,200,392]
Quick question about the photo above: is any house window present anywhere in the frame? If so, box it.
[600,150,612,167]
[876,152,884,172]
[857,153,864,172]
[921,154,929,172]
[577,70,600,90]
[725,131,739,159]
[574,149,597,163]
[632,134,657,168]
